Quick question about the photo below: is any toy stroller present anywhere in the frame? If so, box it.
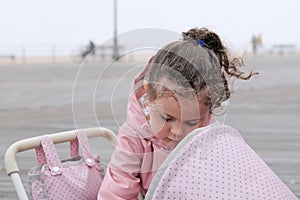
[4,127,117,200]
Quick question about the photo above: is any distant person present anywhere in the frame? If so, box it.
[98,27,297,199]
[81,40,96,58]
[252,34,258,54]
[88,40,96,56]
[257,34,263,46]
[252,34,263,55]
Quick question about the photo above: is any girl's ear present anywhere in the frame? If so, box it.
[143,80,150,95]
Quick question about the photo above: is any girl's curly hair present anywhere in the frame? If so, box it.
[183,27,257,80]
[145,27,257,112]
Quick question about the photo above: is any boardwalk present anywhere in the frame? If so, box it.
[0,55,299,199]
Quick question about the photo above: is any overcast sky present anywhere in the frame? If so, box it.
[1,0,299,55]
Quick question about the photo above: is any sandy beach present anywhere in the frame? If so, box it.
[0,54,299,199]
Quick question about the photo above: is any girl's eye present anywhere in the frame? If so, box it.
[161,115,173,122]
[185,121,199,126]
[165,118,173,122]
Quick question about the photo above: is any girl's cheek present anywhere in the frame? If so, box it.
[150,117,165,136]
[149,107,165,135]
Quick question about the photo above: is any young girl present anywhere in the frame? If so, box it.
[97,28,294,199]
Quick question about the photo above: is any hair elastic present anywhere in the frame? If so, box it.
[197,39,206,47]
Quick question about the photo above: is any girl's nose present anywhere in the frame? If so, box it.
[170,122,184,138]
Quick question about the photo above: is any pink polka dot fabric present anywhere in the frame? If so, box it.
[146,124,298,200]
[27,131,103,200]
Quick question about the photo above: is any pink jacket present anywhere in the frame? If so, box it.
[98,65,173,199]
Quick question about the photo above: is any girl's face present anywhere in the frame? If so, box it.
[149,93,210,150]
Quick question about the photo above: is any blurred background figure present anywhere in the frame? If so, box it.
[251,34,263,55]
[81,40,96,59]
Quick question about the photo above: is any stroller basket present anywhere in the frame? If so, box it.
[4,127,117,200]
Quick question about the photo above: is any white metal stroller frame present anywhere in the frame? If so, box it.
[4,127,118,200]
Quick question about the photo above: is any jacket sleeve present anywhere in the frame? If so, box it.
[98,131,144,200]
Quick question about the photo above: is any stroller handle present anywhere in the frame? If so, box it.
[4,127,117,175]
